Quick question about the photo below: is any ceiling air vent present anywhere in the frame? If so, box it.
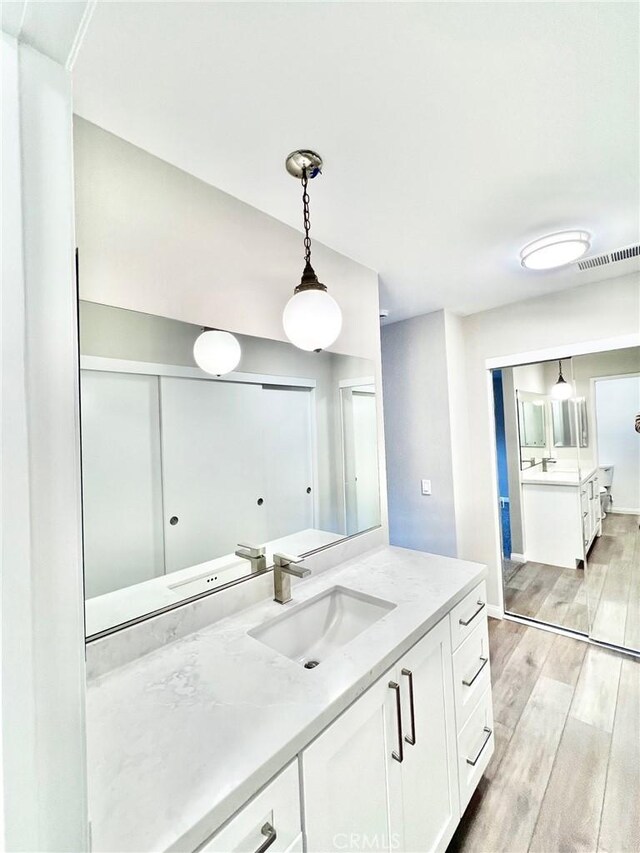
[577,243,640,271]
[611,244,640,262]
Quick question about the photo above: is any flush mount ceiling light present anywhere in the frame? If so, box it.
[551,360,573,400]
[520,231,591,270]
[193,328,241,376]
[282,150,342,352]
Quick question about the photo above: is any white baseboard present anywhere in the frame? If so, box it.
[510,552,525,563]
[487,604,503,620]
[609,508,640,515]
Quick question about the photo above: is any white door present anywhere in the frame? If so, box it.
[80,370,165,597]
[352,391,380,531]
[595,374,640,512]
[302,671,404,853]
[261,386,314,541]
[160,377,267,571]
[398,619,460,853]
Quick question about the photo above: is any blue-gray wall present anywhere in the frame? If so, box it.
[381,310,458,556]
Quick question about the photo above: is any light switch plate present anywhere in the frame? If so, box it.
[421,479,432,496]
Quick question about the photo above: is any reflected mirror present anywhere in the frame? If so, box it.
[551,398,588,448]
[493,347,640,654]
[79,301,381,637]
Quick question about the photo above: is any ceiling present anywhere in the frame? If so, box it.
[72,1,640,322]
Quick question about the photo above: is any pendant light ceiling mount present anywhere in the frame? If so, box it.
[282,149,342,353]
[285,149,323,180]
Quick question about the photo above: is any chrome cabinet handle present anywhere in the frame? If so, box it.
[459,600,485,626]
[389,681,404,763]
[462,656,489,687]
[255,822,277,853]
[401,668,417,746]
[466,727,492,766]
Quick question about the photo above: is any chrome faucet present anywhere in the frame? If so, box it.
[541,457,557,473]
[235,543,267,573]
[272,552,311,604]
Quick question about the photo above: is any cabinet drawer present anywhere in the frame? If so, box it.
[449,582,487,650]
[452,620,491,732]
[197,762,301,852]
[457,687,494,813]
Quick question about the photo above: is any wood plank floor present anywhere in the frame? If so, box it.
[447,619,640,853]
[503,513,640,649]
[589,514,640,652]
[504,560,588,634]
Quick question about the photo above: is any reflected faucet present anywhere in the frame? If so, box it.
[235,543,267,573]
[272,552,311,604]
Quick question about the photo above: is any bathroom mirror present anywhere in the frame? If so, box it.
[493,347,640,655]
[551,398,589,447]
[79,301,381,637]
[493,358,589,635]
[517,393,547,450]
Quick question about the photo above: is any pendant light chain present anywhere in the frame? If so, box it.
[302,169,312,265]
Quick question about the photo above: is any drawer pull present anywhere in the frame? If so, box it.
[459,600,485,626]
[401,668,417,746]
[462,656,489,688]
[388,681,404,763]
[255,822,277,853]
[466,727,492,767]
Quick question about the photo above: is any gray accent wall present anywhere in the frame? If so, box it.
[381,310,458,556]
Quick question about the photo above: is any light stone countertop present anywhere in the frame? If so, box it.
[520,465,597,487]
[86,545,485,853]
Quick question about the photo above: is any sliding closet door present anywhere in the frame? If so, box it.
[80,370,165,597]
[160,377,266,571]
[261,385,314,540]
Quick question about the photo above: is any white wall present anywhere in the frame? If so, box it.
[1,34,88,852]
[73,117,380,360]
[595,374,640,512]
[458,273,640,608]
[381,310,458,556]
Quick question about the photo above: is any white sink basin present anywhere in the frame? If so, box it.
[249,585,396,668]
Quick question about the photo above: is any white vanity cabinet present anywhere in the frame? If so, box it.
[521,468,601,568]
[197,761,302,853]
[302,617,461,853]
[581,470,600,552]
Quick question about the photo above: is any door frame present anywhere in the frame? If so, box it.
[338,375,376,533]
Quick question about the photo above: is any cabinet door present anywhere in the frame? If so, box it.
[302,673,403,853]
[198,762,301,852]
[398,618,460,853]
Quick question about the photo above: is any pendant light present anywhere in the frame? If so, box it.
[193,328,241,376]
[551,360,573,400]
[282,150,342,352]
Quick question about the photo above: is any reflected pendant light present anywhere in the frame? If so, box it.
[282,150,342,352]
[193,328,241,376]
[551,360,573,400]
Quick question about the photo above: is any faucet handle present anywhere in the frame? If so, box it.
[273,552,302,568]
[236,543,265,557]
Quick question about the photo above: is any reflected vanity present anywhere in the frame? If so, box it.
[492,347,640,653]
[79,301,382,638]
